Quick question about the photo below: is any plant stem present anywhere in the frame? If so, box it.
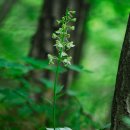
[53,59,60,130]
[53,17,65,130]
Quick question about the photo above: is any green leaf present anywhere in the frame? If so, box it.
[46,127,72,130]
[56,85,64,94]
[0,87,28,105]
[67,90,78,96]
[44,98,53,105]
[46,65,67,73]
[23,57,48,69]
[122,116,130,126]
[56,93,65,100]
[40,78,53,88]
[67,64,92,73]
[99,123,111,130]
[0,58,33,78]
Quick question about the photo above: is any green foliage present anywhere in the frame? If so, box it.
[23,57,49,69]
[68,64,92,73]
[122,117,130,127]
[0,0,130,129]
[46,127,72,130]
[0,58,33,78]
[98,123,111,130]
[73,0,130,125]
[0,58,53,129]
[0,0,43,60]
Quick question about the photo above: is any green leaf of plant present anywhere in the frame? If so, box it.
[99,123,111,130]
[44,98,53,105]
[46,65,67,74]
[67,90,78,96]
[40,78,53,88]
[67,64,92,73]
[56,85,64,94]
[23,57,48,69]
[46,127,72,130]
[122,116,130,126]
[0,58,33,78]
[56,93,65,100]
[40,78,64,93]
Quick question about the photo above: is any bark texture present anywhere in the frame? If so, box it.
[111,15,130,130]
[29,0,90,89]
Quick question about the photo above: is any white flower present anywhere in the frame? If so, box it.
[71,18,76,22]
[56,20,61,24]
[63,56,72,66]
[70,26,75,30]
[66,42,75,49]
[54,43,63,49]
[61,52,67,57]
[52,33,57,39]
[70,11,76,14]
[48,54,56,64]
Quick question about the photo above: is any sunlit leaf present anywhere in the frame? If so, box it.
[67,90,78,96]
[68,64,92,73]
[122,116,130,126]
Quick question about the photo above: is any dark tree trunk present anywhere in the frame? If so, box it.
[110,15,130,130]
[29,0,90,89]
[0,0,17,26]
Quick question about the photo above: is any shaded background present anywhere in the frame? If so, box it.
[0,0,130,129]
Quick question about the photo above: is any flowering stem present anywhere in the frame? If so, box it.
[48,10,76,130]
[53,59,60,130]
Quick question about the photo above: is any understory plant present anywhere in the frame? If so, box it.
[47,10,76,130]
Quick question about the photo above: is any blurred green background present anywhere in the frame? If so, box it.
[0,0,130,129]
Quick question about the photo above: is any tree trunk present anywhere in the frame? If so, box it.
[110,15,130,130]
[29,0,90,89]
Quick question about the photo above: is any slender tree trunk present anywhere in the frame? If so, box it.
[29,0,90,89]
[110,15,130,130]
[0,0,17,26]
